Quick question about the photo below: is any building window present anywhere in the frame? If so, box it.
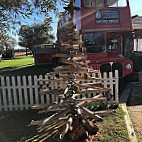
[134,39,142,51]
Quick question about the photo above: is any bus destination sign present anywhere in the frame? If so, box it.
[104,10,119,19]
[96,19,119,24]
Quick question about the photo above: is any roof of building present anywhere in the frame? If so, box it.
[132,15,142,29]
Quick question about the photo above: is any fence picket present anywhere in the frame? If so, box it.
[109,72,114,102]
[115,70,119,103]
[103,72,107,88]
[17,76,24,110]
[28,76,34,106]
[45,75,50,104]
[6,77,13,111]
[34,75,39,105]
[51,77,55,103]
[39,75,44,104]
[11,76,18,110]
[0,71,119,111]
[109,72,113,95]
[23,76,29,109]
[1,77,8,111]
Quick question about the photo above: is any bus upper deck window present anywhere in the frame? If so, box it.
[107,0,127,7]
[83,0,105,8]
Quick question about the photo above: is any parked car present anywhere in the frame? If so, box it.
[2,50,15,58]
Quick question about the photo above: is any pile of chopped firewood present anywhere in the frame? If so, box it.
[26,2,115,142]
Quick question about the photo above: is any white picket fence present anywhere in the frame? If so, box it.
[0,71,119,111]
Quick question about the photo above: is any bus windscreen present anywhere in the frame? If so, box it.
[84,33,106,53]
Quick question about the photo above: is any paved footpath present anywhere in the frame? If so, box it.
[128,105,142,140]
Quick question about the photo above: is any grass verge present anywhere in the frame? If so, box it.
[0,56,54,76]
[95,107,129,142]
[128,108,142,142]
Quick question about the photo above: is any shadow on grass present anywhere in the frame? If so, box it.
[0,63,34,71]
[0,110,45,142]
[0,64,55,76]
[1,57,27,60]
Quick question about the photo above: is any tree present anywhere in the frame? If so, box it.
[0,0,70,36]
[27,1,113,142]
[0,35,17,50]
[0,0,58,33]
[0,0,72,49]
[18,17,55,56]
[0,44,4,55]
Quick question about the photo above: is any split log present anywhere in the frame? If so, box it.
[80,106,103,120]
[76,97,106,102]
[77,95,103,106]
[76,76,101,81]
[41,109,71,125]
[77,88,110,94]
[39,108,66,113]
[75,83,103,90]
[94,110,115,116]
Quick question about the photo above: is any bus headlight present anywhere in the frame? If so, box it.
[126,64,131,70]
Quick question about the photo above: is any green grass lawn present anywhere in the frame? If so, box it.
[95,107,129,142]
[0,56,54,76]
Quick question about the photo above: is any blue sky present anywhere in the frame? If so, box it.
[129,0,142,16]
[14,0,142,48]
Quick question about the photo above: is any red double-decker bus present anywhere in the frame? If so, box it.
[57,0,133,78]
